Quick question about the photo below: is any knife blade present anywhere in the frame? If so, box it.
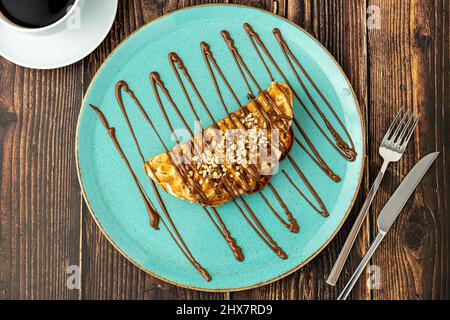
[377,152,439,234]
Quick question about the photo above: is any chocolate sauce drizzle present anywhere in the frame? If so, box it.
[89,24,357,281]
[118,78,245,265]
[90,104,210,281]
[197,46,298,235]
[292,117,341,183]
[242,23,357,162]
[90,104,159,230]
[151,56,288,259]
[219,29,333,217]
[169,51,295,257]
[204,207,244,261]
[260,183,299,233]
[219,31,292,132]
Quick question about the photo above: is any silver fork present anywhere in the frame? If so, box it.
[327,108,420,286]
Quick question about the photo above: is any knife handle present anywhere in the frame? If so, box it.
[337,232,385,300]
[327,161,389,286]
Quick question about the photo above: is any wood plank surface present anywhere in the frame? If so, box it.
[0,0,447,300]
[0,60,83,299]
[367,0,449,300]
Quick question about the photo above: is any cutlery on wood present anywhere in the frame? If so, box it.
[337,152,439,300]
[327,109,421,286]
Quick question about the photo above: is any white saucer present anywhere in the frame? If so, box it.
[0,0,118,69]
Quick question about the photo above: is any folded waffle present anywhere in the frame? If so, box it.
[144,82,294,207]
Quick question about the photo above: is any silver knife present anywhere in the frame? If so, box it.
[337,152,439,300]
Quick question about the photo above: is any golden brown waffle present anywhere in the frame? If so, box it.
[144,82,294,207]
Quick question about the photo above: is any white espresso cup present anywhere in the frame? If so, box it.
[0,0,81,35]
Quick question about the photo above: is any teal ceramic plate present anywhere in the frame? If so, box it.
[76,5,364,291]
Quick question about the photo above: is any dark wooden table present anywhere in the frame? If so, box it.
[0,0,448,300]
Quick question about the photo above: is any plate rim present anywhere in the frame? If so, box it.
[75,3,366,292]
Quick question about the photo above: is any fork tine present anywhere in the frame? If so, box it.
[390,110,409,142]
[401,114,421,149]
[396,112,415,145]
[383,108,404,142]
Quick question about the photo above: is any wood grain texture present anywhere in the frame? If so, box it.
[0,63,83,299]
[0,0,447,300]
[367,0,449,300]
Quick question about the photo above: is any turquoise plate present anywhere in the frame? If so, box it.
[76,5,364,291]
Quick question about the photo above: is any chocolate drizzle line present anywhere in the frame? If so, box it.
[203,207,244,262]
[169,52,257,190]
[169,51,291,202]
[292,118,341,183]
[236,197,287,259]
[150,71,240,200]
[260,183,299,233]
[243,23,357,162]
[199,44,268,185]
[115,79,246,272]
[89,104,211,281]
[286,155,329,218]
[115,81,210,213]
[155,55,288,258]
[220,31,292,129]
[90,104,159,229]
[219,29,331,217]
[167,54,246,260]
[150,70,250,260]
[87,24,358,281]
[150,72,213,204]
[110,85,211,279]
[197,45,298,234]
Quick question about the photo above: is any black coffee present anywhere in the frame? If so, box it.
[0,0,75,28]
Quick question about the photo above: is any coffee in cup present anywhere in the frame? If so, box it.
[0,0,76,29]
